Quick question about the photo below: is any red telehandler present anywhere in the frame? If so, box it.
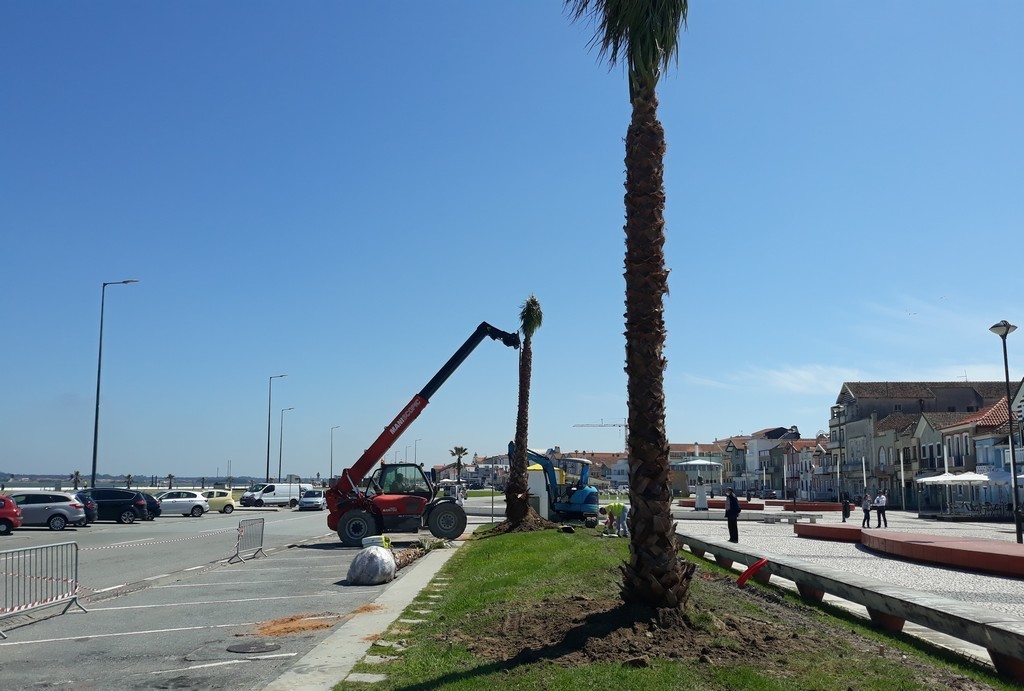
[326,321,520,546]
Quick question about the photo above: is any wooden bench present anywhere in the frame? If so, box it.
[676,531,1024,684]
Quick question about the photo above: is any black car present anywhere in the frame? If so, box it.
[75,492,99,526]
[141,493,162,520]
[83,488,149,524]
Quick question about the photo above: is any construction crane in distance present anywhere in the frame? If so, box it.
[573,418,628,453]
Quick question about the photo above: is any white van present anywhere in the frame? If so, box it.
[240,482,312,508]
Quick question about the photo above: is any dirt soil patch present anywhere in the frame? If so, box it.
[251,613,340,637]
[454,571,996,689]
[479,512,561,537]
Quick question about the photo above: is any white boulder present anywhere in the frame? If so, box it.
[347,546,396,585]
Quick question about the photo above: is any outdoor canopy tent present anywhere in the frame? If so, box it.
[673,459,723,489]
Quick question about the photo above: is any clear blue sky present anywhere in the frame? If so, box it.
[2,2,1021,481]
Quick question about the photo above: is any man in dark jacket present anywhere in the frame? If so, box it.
[725,487,741,543]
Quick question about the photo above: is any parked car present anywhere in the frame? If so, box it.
[6,491,86,531]
[0,495,23,535]
[240,482,311,508]
[201,489,236,514]
[297,489,326,511]
[154,490,209,517]
[75,492,99,526]
[83,488,149,523]
[141,492,162,520]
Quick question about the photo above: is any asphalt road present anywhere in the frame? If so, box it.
[0,506,396,690]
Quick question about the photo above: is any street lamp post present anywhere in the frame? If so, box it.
[278,407,294,482]
[265,375,287,482]
[990,320,1023,544]
[90,279,139,490]
[330,425,341,482]
[414,438,422,463]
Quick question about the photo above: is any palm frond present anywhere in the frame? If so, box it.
[519,295,544,340]
[565,0,687,92]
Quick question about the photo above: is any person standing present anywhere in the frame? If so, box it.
[874,491,888,528]
[724,487,740,543]
[841,496,851,523]
[861,494,872,528]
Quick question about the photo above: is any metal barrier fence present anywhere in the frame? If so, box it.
[229,517,268,563]
[1,542,87,638]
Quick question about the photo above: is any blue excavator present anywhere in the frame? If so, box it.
[508,442,600,524]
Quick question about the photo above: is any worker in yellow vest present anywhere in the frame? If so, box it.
[600,501,629,537]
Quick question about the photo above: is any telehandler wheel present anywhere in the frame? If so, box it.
[427,503,467,540]
[338,509,375,547]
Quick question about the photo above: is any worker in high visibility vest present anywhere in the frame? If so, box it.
[599,501,629,537]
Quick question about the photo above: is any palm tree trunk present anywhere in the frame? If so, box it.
[506,335,533,522]
[621,87,693,608]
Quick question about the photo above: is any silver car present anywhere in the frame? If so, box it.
[155,490,210,517]
[297,489,326,511]
[7,491,86,531]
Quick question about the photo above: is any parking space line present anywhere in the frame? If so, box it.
[93,583,128,593]
[110,538,155,546]
[154,579,338,588]
[143,573,170,581]
[150,653,297,674]
[87,594,316,610]
[0,622,255,646]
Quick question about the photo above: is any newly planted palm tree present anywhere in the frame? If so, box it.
[566,0,693,608]
[450,446,468,483]
[507,295,543,523]
[167,473,175,490]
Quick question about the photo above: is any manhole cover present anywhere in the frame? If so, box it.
[226,641,282,654]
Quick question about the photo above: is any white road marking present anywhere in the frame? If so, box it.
[0,622,255,646]
[110,538,155,546]
[87,594,315,610]
[143,574,170,581]
[93,583,128,593]
[154,579,338,588]
[184,565,205,571]
[150,653,297,674]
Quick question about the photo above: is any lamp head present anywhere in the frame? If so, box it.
[990,320,1018,338]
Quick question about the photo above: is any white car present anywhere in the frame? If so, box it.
[297,489,326,511]
[155,490,210,517]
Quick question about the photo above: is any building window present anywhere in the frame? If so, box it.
[894,404,903,412]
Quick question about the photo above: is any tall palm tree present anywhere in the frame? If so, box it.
[167,473,175,490]
[125,474,133,489]
[72,470,82,490]
[507,295,543,523]
[565,0,693,608]
[450,446,468,483]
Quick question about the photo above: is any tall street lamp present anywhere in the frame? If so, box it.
[330,425,341,482]
[265,375,287,482]
[990,320,1022,544]
[90,279,139,490]
[278,407,295,482]
[414,438,422,463]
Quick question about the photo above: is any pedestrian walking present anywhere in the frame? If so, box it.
[861,494,872,528]
[724,487,741,543]
[874,491,888,528]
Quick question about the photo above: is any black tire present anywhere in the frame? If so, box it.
[255,499,264,507]
[190,505,204,517]
[48,514,67,531]
[427,503,467,540]
[337,510,375,547]
[0,519,12,535]
[75,519,88,527]
[222,504,234,514]
[290,499,298,508]
[118,509,136,524]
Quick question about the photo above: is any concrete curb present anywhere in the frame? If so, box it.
[262,543,462,691]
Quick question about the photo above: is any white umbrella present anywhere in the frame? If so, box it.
[915,472,957,485]
[946,471,991,484]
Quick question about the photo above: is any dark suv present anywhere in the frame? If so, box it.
[84,488,150,524]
